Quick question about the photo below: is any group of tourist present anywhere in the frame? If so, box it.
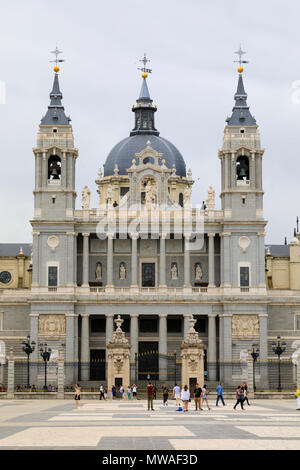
[111,384,138,400]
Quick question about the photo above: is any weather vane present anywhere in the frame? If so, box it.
[138,53,152,77]
[234,45,248,72]
[50,46,65,72]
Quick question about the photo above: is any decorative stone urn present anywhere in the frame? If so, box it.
[181,315,205,388]
[107,315,131,395]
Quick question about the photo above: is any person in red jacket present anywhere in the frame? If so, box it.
[147,381,155,411]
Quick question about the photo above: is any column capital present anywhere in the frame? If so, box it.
[159,313,168,318]
[105,313,115,318]
[130,233,139,240]
[220,232,231,237]
[257,232,266,237]
[207,233,216,238]
[208,313,218,318]
[32,231,40,236]
[81,313,90,318]
[221,313,233,318]
[82,232,90,237]
[258,313,268,318]
[130,313,139,318]
[160,233,168,239]
[67,232,78,236]
[107,232,115,239]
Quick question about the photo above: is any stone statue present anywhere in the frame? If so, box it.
[107,184,113,204]
[95,262,102,281]
[98,167,103,179]
[145,180,156,207]
[114,164,119,176]
[81,186,91,209]
[206,185,215,210]
[195,263,203,281]
[183,186,192,207]
[119,263,126,280]
[171,263,178,280]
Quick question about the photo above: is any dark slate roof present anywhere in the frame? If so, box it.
[41,73,71,125]
[0,244,32,257]
[226,73,256,126]
[103,134,186,177]
[265,245,290,257]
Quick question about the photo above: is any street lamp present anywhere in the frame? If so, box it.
[40,344,51,391]
[272,336,286,392]
[250,344,259,392]
[174,350,177,386]
[22,336,36,389]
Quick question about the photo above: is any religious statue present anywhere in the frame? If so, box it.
[171,263,178,280]
[195,263,203,281]
[119,263,126,280]
[206,185,215,210]
[95,262,102,281]
[98,167,103,179]
[183,186,192,207]
[114,164,119,176]
[145,180,156,207]
[107,184,113,204]
[81,186,91,210]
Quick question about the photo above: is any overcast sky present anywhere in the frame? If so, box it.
[0,0,299,244]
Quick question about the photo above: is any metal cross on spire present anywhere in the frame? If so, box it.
[234,45,249,67]
[138,53,152,74]
[50,46,65,66]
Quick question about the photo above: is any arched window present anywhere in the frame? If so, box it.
[236,155,249,180]
[48,155,61,180]
[179,193,183,207]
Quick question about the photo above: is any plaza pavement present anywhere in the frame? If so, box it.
[0,398,299,450]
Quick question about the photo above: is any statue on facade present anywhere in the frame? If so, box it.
[195,263,203,281]
[171,263,178,280]
[107,184,113,205]
[81,186,91,209]
[183,186,192,207]
[145,180,156,207]
[95,262,102,281]
[119,263,126,280]
[206,185,215,210]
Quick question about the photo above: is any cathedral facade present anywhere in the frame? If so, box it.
[1,60,300,388]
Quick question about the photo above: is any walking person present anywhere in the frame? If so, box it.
[194,383,203,411]
[112,385,117,400]
[103,387,108,400]
[173,383,181,406]
[119,385,124,399]
[233,385,246,411]
[295,386,300,410]
[181,385,190,412]
[147,381,155,411]
[216,383,226,407]
[242,382,250,406]
[127,386,132,400]
[162,384,169,406]
[201,384,211,410]
[99,384,104,400]
[74,383,82,409]
[132,384,137,399]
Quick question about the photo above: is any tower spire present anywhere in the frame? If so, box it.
[130,53,159,136]
[226,46,256,126]
[41,47,71,125]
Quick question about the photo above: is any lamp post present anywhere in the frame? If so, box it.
[250,344,259,392]
[174,350,177,386]
[272,336,286,392]
[40,344,51,391]
[22,336,36,389]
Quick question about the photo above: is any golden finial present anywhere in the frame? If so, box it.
[50,46,65,73]
[138,53,152,79]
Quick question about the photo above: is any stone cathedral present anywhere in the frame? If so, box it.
[1,54,300,389]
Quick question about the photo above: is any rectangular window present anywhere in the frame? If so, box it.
[139,317,158,333]
[240,266,250,287]
[48,266,58,287]
[91,318,106,333]
[295,315,300,331]
[120,187,129,197]
[167,317,182,333]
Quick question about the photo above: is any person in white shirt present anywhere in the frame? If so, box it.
[99,384,104,400]
[181,385,190,412]
[132,384,137,399]
[173,383,181,406]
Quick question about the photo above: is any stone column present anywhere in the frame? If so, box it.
[31,232,40,287]
[159,234,167,290]
[259,313,269,388]
[208,233,215,288]
[65,314,76,385]
[184,234,192,291]
[207,314,217,381]
[221,233,231,288]
[219,314,224,382]
[183,314,190,337]
[82,233,90,287]
[106,314,114,345]
[130,234,139,292]
[7,348,15,399]
[247,349,254,398]
[80,314,90,381]
[130,314,139,383]
[29,313,39,385]
[57,347,65,399]
[159,314,168,381]
[223,314,232,386]
[106,234,114,291]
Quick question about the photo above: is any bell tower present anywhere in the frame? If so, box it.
[218,48,267,291]
[33,52,78,221]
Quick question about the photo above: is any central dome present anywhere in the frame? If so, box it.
[103,134,186,177]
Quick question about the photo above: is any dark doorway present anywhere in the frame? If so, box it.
[189,377,197,390]
[115,377,123,388]
[138,342,158,380]
[90,349,105,381]
[142,263,155,287]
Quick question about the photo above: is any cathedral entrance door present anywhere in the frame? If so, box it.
[138,342,158,381]
[90,349,106,381]
[142,263,155,287]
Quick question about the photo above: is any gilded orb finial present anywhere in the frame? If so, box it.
[138,53,152,78]
[234,45,248,73]
[50,46,65,73]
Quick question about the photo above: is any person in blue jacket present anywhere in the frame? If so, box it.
[216,383,226,406]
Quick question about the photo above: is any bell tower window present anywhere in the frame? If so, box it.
[48,155,61,181]
[236,155,249,181]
